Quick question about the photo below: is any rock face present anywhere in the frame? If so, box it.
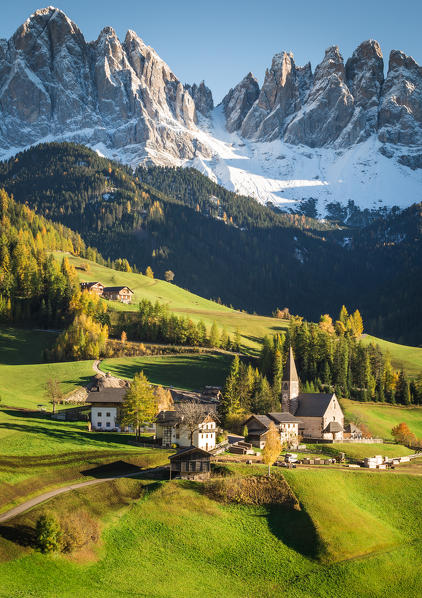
[0,7,210,161]
[342,39,384,144]
[226,40,422,158]
[284,46,354,147]
[240,53,312,140]
[379,50,422,146]
[184,81,214,116]
[0,8,421,174]
[222,72,260,132]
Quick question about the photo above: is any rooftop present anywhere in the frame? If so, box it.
[86,388,126,404]
[295,393,335,417]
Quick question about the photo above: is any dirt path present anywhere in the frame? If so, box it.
[92,359,104,376]
[0,467,164,524]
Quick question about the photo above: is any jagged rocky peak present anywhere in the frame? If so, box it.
[334,39,385,145]
[240,52,312,140]
[184,81,214,116]
[378,50,422,146]
[284,46,354,147]
[221,72,259,132]
[0,6,205,161]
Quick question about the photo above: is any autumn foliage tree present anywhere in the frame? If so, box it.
[262,422,282,476]
[120,371,158,439]
[391,422,417,446]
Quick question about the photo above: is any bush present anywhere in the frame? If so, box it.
[35,513,62,553]
[60,511,100,553]
[205,475,299,508]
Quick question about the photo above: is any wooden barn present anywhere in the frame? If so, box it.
[80,281,104,296]
[102,286,134,304]
[169,447,211,480]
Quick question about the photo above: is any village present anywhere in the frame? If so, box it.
[78,345,416,479]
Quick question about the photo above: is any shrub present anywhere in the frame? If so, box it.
[60,510,100,553]
[205,475,299,508]
[35,513,62,553]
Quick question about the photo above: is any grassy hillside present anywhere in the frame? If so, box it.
[283,468,422,562]
[54,253,422,375]
[342,398,422,440]
[1,471,422,597]
[100,353,233,391]
[0,410,140,457]
[310,442,413,460]
[55,251,289,354]
[0,328,93,410]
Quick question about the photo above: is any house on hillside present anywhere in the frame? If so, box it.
[156,409,217,450]
[248,347,344,445]
[80,281,104,296]
[169,447,211,480]
[86,387,126,431]
[102,286,134,304]
[245,412,301,449]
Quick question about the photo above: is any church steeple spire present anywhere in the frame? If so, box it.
[282,346,299,414]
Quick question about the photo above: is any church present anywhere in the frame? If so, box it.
[246,347,344,446]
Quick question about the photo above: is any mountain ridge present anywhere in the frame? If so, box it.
[0,7,421,212]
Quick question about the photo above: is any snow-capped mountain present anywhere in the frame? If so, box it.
[0,6,421,213]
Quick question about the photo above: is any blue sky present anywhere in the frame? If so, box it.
[3,1,422,102]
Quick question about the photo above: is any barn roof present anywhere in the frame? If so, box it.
[295,393,335,417]
[268,412,302,424]
[102,286,134,293]
[169,447,211,461]
[245,414,273,428]
[86,388,126,403]
[80,281,103,288]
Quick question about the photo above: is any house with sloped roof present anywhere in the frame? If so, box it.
[245,411,301,449]
[102,286,134,304]
[156,408,218,451]
[248,347,344,444]
[80,281,104,296]
[86,387,126,431]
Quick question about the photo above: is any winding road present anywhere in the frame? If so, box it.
[0,467,164,524]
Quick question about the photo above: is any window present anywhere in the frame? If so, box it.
[106,422,111,428]
[106,412,111,417]
[97,412,102,417]
[97,422,102,427]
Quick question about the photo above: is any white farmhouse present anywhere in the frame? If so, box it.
[156,409,217,451]
[86,387,126,431]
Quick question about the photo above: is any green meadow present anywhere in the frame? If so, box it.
[342,398,422,439]
[0,469,421,597]
[100,353,233,390]
[0,328,93,410]
[56,252,422,372]
[54,252,289,354]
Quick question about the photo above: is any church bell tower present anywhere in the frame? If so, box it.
[282,346,299,414]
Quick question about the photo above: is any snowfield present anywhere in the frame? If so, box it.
[1,103,421,216]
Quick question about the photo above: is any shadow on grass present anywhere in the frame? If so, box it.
[266,505,322,560]
[81,460,143,478]
[0,524,35,547]
[183,478,322,560]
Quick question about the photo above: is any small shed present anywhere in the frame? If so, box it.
[169,447,211,480]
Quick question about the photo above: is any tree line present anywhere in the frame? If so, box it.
[220,306,422,425]
[116,298,241,350]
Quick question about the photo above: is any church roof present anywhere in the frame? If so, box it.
[295,393,335,417]
[283,346,299,383]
